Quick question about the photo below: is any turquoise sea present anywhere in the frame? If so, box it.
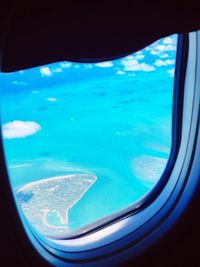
[0,35,177,232]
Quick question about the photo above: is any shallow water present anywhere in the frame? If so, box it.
[0,35,177,233]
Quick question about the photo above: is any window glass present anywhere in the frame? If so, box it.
[1,35,177,236]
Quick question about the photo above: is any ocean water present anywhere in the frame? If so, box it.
[0,35,177,233]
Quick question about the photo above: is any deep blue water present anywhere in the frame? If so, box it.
[0,35,177,231]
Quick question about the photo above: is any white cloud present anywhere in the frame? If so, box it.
[60,62,72,68]
[145,36,177,67]
[124,55,134,60]
[124,54,144,61]
[40,67,52,77]
[121,58,155,72]
[148,40,176,58]
[156,45,167,52]
[150,50,170,59]
[46,97,57,102]
[160,53,169,58]
[150,50,159,56]
[12,81,28,86]
[135,54,145,60]
[116,70,125,75]
[167,68,175,77]
[163,37,174,45]
[155,44,176,52]
[154,59,175,67]
[145,46,152,51]
[95,61,113,68]
[2,120,41,139]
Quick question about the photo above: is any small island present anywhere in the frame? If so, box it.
[16,174,97,236]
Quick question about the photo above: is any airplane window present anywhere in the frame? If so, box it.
[0,35,177,237]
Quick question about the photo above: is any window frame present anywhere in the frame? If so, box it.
[37,31,200,264]
[1,31,200,267]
